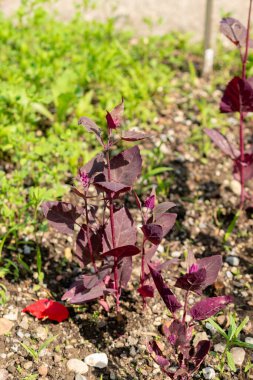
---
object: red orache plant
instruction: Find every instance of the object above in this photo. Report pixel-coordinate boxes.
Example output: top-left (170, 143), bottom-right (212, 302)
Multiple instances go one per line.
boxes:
top-left (42, 100), bottom-right (177, 313)
top-left (147, 253), bottom-right (233, 379)
top-left (205, 0), bottom-right (253, 207)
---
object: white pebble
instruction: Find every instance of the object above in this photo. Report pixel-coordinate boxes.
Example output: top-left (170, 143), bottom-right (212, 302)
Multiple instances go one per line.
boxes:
top-left (214, 343), bottom-right (225, 353)
top-left (245, 337), bottom-right (253, 344)
top-left (85, 353), bottom-right (108, 369)
top-left (230, 347), bottom-right (245, 366)
top-left (203, 367), bottom-right (216, 379)
top-left (226, 256), bottom-right (240, 267)
top-left (67, 359), bottom-right (89, 374)
top-left (0, 369), bottom-right (9, 380)
top-left (75, 375), bottom-right (87, 380)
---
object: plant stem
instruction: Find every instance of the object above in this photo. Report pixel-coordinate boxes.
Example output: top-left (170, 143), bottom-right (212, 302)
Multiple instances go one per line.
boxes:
top-left (140, 237), bottom-right (147, 307)
top-left (182, 291), bottom-right (189, 324)
top-left (106, 132), bottom-right (120, 312)
top-left (239, 0), bottom-right (252, 207)
top-left (84, 193), bottom-right (97, 273)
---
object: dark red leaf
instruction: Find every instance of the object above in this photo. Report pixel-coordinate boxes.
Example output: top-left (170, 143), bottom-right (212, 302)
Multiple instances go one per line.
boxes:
top-left (220, 77), bottom-right (253, 113)
top-left (118, 256), bottom-right (133, 288)
top-left (148, 264), bottom-right (182, 313)
top-left (196, 255), bottom-right (222, 288)
top-left (106, 146), bottom-right (142, 186)
top-left (65, 283), bottom-right (106, 303)
top-left (175, 268), bottom-right (206, 293)
top-left (79, 153), bottom-right (105, 183)
top-left (102, 207), bottom-right (137, 251)
top-left (101, 245), bottom-right (140, 259)
top-left (94, 181), bottom-right (131, 197)
top-left (75, 226), bottom-right (103, 267)
top-left (147, 340), bottom-right (170, 368)
top-left (164, 320), bottom-right (191, 347)
top-left (122, 130), bottom-right (149, 141)
top-left (220, 18), bottom-right (253, 48)
top-left (233, 153), bottom-right (253, 182)
top-left (153, 202), bottom-right (176, 220)
top-left (106, 99), bottom-right (124, 129)
top-left (193, 340), bottom-right (211, 369)
top-left (190, 295), bottom-right (233, 320)
top-left (144, 194), bottom-right (156, 209)
top-left (141, 223), bottom-right (163, 245)
top-left (78, 116), bottom-right (103, 145)
top-left (137, 284), bottom-right (154, 298)
top-left (22, 299), bottom-right (69, 323)
top-left (42, 201), bottom-right (83, 235)
top-left (205, 128), bottom-right (239, 158)
top-left (155, 213), bottom-right (177, 237)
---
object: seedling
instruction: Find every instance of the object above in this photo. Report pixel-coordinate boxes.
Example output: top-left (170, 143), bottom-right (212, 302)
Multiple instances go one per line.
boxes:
top-left (19, 334), bottom-right (58, 362)
top-left (147, 252), bottom-right (233, 379)
top-left (207, 314), bottom-right (253, 373)
top-left (205, 0), bottom-right (253, 207)
top-left (42, 100), bottom-right (176, 313)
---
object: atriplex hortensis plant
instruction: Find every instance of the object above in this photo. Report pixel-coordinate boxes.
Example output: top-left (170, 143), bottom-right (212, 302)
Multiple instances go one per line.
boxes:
top-left (42, 99), bottom-right (177, 312)
top-left (205, 0), bottom-right (253, 208)
top-left (147, 252), bottom-right (233, 380)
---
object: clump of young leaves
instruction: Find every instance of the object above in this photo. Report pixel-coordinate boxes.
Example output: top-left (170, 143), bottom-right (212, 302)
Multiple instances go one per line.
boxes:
top-left (147, 252), bottom-right (233, 379)
top-left (205, 0), bottom-right (253, 207)
top-left (42, 100), bottom-right (177, 312)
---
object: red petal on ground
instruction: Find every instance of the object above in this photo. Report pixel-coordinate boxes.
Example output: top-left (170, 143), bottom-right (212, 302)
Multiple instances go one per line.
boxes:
top-left (22, 299), bottom-right (69, 322)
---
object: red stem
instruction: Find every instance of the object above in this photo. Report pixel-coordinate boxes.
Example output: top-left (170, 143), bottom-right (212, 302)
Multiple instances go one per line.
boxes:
top-left (182, 291), bottom-right (189, 324)
top-left (140, 237), bottom-right (147, 307)
top-left (106, 132), bottom-right (120, 312)
top-left (84, 193), bottom-right (97, 273)
top-left (239, 0), bottom-right (252, 207)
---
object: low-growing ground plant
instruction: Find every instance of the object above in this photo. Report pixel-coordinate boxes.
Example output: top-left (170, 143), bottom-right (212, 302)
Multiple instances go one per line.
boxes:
top-left (208, 314), bottom-right (253, 373)
top-left (206, 0), bottom-right (253, 208)
top-left (147, 252), bottom-right (233, 379)
top-left (42, 100), bottom-right (177, 312)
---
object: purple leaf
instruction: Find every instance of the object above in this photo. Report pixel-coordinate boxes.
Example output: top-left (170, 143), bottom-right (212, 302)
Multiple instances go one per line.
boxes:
top-left (220, 18), bottom-right (253, 48)
top-left (155, 213), bottom-right (177, 237)
top-left (79, 153), bottom-right (105, 183)
top-left (118, 256), bottom-right (133, 288)
top-left (193, 340), bottom-right (211, 369)
top-left (122, 130), bottom-right (149, 141)
top-left (220, 77), bottom-right (253, 113)
top-left (190, 295), bottom-right (233, 320)
top-left (94, 181), bottom-right (131, 197)
top-left (175, 268), bottom-right (206, 293)
top-left (233, 153), bottom-right (253, 182)
top-left (144, 194), bottom-right (156, 210)
top-left (205, 128), bottom-right (239, 158)
top-left (153, 202), bottom-right (176, 220)
top-left (147, 340), bottom-right (170, 368)
top-left (42, 201), bottom-right (83, 235)
top-left (106, 98), bottom-right (124, 129)
top-left (196, 255), bottom-right (222, 288)
top-left (163, 320), bottom-right (193, 349)
top-left (148, 264), bottom-right (182, 313)
top-left (137, 284), bottom-right (154, 298)
top-left (101, 245), bottom-right (140, 259)
top-left (102, 207), bottom-right (137, 251)
top-left (64, 283), bottom-right (106, 303)
top-left (75, 226), bottom-right (103, 267)
top-left (78, 116), bottom-right (103, 145)
top-left (141, 223), bottom-right (163, 245)
top-left (106, 146), bottom-right (142, 186)
top-left (144, 244), bottom-right (158, 271)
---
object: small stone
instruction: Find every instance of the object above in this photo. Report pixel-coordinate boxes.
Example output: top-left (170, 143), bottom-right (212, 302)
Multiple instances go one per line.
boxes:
top-left (130, 346), bottom-right (136, 357)
top-left (17, 330), bottom-right (24, 338)
top-left (216, 315), bottom-right (226, 326)
top-left (214, 343), bottom-right (225, 353)
top-left (110, 372), bottom-right (116, 380)
top-left (0, 318), bottom-right (14, 335)
top-left (75, 375), bottom-right (87, 380)
top-left (226, 271), bottom-right (233, 279)
top-left (0, 369), bottom-right (9, 380)
top-left (226, 256), bottom-right (239, 267)
top-left (23, 245), bottom-right (31, 255)
top-left (54, 354), bottom-right (62, 363)
top-left (20, 316), bottom-right (29, 330)
top-left (127, 336), bottom-right (138, 346)
top-left (23, 361), bottom-right (33, 370)
top-left (205, 322), bottom-right (216, 335)
top-left (230, 180), bottom-right (241, 196)
top-left (245, 337), bottom-right (253, 344)
top-left (85, 353), bottom-right (108, 369)
top-left (230, 347), bottom-right (245, 366)
top-left (67, 359), bottom-right (89, 374)
top-left (203, 367), bottom-right (216, 379)
top-left (3, 308), bottom-right (18, 321)
top-left (36, 326), bottom-right (48, 340)
top-left (171, 251), bottom-right (181, 258)
top-left (38, 364), bottom-right (48, 376)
